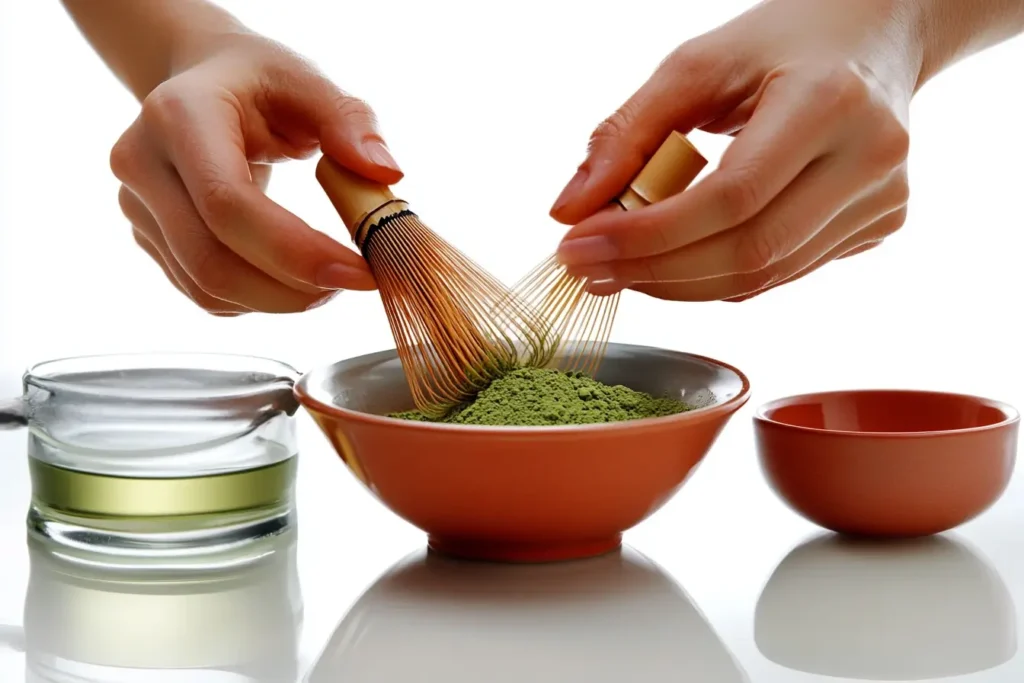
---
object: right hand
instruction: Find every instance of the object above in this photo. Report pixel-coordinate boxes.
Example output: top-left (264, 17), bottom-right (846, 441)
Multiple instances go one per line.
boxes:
top-left (550, 0), bottom-right (915, 303)
top-left (111, 31), bottom-right (400, 315)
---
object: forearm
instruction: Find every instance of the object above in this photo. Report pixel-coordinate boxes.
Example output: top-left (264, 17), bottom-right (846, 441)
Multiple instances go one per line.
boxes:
top-left (908, 0), bottom-right (1024, 89)
top-left (60, 0), bottom-right (247, 101)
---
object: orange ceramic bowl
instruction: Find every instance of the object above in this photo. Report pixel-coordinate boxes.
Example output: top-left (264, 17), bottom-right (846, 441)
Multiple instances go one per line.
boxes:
top-left (754, 390), bottom-right (1019, 538)
top-left (296, 342), bottom-right (750, 563)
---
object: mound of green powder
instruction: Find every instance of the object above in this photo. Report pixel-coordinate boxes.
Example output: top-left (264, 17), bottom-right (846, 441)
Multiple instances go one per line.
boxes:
top-left (390, 367), bottom-right (692, 426)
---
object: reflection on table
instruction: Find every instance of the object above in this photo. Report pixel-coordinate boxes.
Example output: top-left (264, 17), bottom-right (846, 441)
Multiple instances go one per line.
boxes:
top-left (755, 532), bottom-right (1017, 680)
top-left (307, 546), bottom-right (748, 683)
top-left (8, 529), bottom-right (302, 682)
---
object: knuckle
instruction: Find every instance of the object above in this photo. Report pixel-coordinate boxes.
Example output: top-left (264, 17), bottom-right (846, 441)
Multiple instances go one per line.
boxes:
top-left (735, 225), bottom-right (787, 273)
top-left (815, 64), bottom-right (871, 112)
top-left (589, 106), bottom-right (637, 149)
top-left (188, 250), bottom-right (234, 300)
top-left (879, 206), bottom-right (908, 236)
top-left (140, 82), bottom-right (186, 131)
top-left (198, 178), bottom-right (242, 226)
top-left (865, 118), bottom-right (911, 172)
top-left (738, 266), bottom-right (780, 295)
top-left (716, 166), bottom-right (764, 224)
top-left (333, 92), bottom-right (378, 128)
top-left (109, 128), bottom-right (142, 182)
top-left (658, 45), bottom-right (710, 82)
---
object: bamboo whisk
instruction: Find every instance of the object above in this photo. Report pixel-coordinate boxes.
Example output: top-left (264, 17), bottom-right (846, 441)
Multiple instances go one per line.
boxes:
top-left (316, 158), bottom-right (544, 418)
top-left (512, 131), bottom-right (707, 376)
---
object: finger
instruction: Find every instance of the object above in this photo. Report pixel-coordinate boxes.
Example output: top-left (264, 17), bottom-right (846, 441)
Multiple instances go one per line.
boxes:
top-left (131, 227), bottom-right (191, 300)
top-left (627, 186), bottom-right (907, 302)
top-left (556, 71), bottom-right (841, 266)
top-left (550, 43), bottom-right (749, 224)
top-left (140, 89), bottom-right (377, 293)
top-left (132, 228), bottom-right (245, 317)
top-left (113, 122), bottom-right (340, 313)
top-left (259, 63), bottom-right (403, 184)
top-left (120, 186), bottom-right (251, 315)
top-left (724, 207), bottom-right (906, 302)
top-left (700, 91), bottom-right (760, 135)
top-left (837, 240), bottom-right (882, 259)
top-left (571, 154), bottom-right (859, 285)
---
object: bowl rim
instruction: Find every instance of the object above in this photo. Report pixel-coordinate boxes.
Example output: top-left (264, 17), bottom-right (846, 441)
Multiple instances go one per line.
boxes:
top-left (754, 388), bottom-right (1020, 438)
top-left (22, 351), bottom-right (301, 400)
top-left (294, 342), bottom-right (752, 434)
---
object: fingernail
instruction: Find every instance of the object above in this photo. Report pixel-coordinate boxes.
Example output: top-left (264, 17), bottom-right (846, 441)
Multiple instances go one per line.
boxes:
top-left (316, 263), bottom-right (375, 290)
top-left (556, 236), bottom-right (619, 266)
top-left (363, 140), bottom-right (401, 173)
top-left (585, 277), bottom-right (629, 297)
top-left (306, 291), bottom-right (340, 311)
top-left (568, 264), bottom-right (616, 283)
top-left (551, 166), bottom-right (590, 216)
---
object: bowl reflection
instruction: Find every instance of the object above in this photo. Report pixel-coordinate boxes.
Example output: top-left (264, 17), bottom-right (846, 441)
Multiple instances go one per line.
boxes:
top-left (306, 546), bottom-right (748, 682)
top-left (15, 531), bottom-right (302, 682)
top-left (755, 533), bottom-right (1016, 680)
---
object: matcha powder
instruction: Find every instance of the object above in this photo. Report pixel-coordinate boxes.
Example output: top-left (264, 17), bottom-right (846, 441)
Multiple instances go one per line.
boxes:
top-left (390, 367), bottom-right (693, 426)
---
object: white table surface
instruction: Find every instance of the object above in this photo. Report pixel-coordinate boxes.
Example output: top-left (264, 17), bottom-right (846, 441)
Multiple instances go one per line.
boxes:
top-left (1, 408), bottom-right (1021, 682)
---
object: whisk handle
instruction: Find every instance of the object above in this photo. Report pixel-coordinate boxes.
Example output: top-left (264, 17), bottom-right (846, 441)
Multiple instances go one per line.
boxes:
top-left (616, 131), bottom-right (707, 211)
top-left (316, 155), bottom-right (399, 241)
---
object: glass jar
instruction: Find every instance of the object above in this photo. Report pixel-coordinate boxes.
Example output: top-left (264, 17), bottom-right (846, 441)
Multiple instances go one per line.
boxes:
top-left (0, 353), bottom-right (300, 564)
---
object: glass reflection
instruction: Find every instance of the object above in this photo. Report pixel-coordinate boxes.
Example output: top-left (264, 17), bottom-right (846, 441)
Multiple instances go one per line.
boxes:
top-left (13, 530), bottom-right (302, 682)
top-left (307, 546), bottom-right (748, 682)
top-left (755, 532), bottom-right (1016, 680)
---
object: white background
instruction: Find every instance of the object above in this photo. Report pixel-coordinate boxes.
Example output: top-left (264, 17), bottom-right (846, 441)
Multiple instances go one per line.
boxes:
top-left (1, 1), bottom-right (1023, 681)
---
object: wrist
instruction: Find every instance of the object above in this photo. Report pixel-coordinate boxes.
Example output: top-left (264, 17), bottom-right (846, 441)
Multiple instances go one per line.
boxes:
top-left (165, 6), bottom-right (253, 78)
top-left (899, 0), bottom-right (953, 91)
top-left (900, 0), bottom-right (1024, 91)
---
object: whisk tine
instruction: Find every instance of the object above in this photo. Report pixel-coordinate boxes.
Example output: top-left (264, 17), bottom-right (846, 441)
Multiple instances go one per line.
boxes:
top-left (508, 254), bottom-right (619, 375)
top-left (316, 156), bottom-right (545, 417)
top-left (511, 131), bottom-right (708, 376)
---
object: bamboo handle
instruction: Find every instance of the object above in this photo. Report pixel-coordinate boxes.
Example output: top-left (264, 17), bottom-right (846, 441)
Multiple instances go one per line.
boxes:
top-left (315, 156), bottom-right (398, 239)
top-left (616, 131), bottom-right (707, 211)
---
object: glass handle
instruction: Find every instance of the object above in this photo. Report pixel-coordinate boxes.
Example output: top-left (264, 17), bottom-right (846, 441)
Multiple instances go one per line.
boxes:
top-left (0, 397), bottom-right (26, 431)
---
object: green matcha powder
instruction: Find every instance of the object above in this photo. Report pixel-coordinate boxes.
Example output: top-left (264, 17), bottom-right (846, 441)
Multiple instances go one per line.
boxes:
top-left (390, 366), bottom-right (693, 426)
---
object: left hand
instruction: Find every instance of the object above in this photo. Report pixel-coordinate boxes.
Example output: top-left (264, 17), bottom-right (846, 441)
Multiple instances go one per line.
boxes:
top-left (549, 0), bottom-right (915, 302)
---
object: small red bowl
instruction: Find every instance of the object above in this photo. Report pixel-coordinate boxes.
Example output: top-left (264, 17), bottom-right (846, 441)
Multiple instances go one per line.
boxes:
top-left (754, 390), bottom-right (1019, 537)
top-left (296, 342), bottom-right (750, 563)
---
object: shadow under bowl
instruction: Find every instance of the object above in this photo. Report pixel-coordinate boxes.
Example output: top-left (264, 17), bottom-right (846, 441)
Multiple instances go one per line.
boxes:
top-left (754, 389), bottom-right (1019, 537)
top-left (295, 342), bottom-right (750, 563)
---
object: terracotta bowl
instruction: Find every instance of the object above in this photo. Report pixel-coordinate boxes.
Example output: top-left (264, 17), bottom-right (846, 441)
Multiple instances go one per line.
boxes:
top-left (296, 342), bottom-right (750, 563)
top-left (754, 390), bottom-right (1019, 537)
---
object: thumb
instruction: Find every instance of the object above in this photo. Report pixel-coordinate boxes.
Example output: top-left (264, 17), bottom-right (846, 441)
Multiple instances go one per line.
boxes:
top-left (292, 72), bottom-right (404, 185)
top-left (549, 47), bottom-right (730, 225)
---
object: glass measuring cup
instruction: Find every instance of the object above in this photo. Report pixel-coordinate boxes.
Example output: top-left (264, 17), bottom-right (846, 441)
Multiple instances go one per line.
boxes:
top-left (0, 353), bottom-right (300, 563)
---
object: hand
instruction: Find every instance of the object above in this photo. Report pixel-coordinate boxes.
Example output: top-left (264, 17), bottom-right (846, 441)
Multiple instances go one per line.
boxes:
top-left (550, 0), bottom-right (916, 302)
top-left (111, 31), bottom-right (401, 315)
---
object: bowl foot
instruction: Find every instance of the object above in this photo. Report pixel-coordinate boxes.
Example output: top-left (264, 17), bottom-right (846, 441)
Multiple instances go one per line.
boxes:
top-left (426, 534), bottom-right (623, 563)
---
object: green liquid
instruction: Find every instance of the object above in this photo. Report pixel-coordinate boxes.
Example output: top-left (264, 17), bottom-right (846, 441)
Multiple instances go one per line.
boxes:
top-left (29, 457), bottom-right (297, 532)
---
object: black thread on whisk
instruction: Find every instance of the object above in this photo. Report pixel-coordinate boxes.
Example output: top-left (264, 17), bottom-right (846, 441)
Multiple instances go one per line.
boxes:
top-left (360, 209), bottom-right (418, 259)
